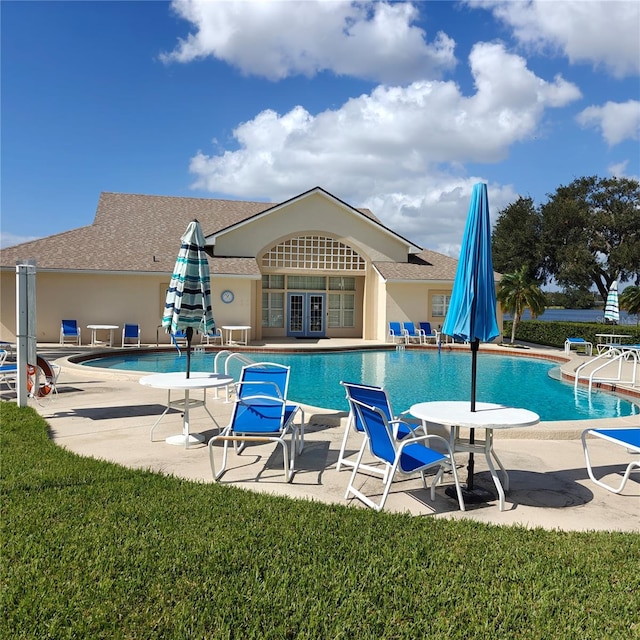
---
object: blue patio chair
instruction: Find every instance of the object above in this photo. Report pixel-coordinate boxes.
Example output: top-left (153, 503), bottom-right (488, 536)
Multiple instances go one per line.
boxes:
top-left (60, 319), bottom-right (81, 346)
top-left (419, 322), bottom-right (441, 346)
top-left (388, 322), bottom-right (406, 344)
top-left (345, 397), bottom-right (466, 512)
top-left (122, 323), bottom-right (141, 348)
top-left (338, 381), bottom-right (421, 474)
top-left (582, 428), bottom-right (640, 494)
top-left (208, 363), bottom-right (303, 481)
top-left (402, 321), bottom-right (425, 344)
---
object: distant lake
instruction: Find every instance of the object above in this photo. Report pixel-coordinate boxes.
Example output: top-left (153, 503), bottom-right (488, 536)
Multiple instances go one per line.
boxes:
top-left (504, 308), bottom-right (637, 325)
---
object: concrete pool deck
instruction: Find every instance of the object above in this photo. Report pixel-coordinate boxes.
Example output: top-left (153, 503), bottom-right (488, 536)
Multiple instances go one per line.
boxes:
top-left (3, 340), bottom-right (639, 533)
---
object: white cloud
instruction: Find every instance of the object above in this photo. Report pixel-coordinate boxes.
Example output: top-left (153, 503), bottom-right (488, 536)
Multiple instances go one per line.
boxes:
top-left (0, 232), bottom-right (40, 249)
top-left (576, 100), bottom-right (640, 145)
top-left (189, 43), bottom-right (579, 254)
top-left (162, 0), bottom-right (456, 82)
top-left (471, 0), bottom-right (640, 78)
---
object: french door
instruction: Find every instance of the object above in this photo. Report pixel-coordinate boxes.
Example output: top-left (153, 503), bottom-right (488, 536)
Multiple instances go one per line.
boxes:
top-left (287, 292), bottom-right (326, 338)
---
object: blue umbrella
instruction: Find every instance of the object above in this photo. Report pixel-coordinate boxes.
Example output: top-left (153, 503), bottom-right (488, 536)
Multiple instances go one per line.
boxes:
top-left (162, 219), bottom-right (215, 378)
top-left (442, 183), bottom-right (499, 496)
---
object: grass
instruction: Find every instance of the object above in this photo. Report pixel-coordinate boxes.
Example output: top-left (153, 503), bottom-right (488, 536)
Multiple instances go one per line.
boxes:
top-left (2, 402), bottom-right (639, 639)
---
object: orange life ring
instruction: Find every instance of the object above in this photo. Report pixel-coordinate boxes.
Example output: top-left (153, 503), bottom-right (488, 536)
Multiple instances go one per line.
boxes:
top-left (26, 356), bottom-right (54, 397)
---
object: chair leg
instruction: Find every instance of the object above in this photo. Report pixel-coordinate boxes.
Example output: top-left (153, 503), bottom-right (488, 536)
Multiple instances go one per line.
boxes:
top-left (336, 414), bottom-right (355, 471)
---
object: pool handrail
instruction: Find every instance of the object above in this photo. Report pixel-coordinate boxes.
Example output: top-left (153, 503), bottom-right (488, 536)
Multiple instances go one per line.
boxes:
top-left (213, 350), bottom-right (256, 402)
top-left (574, 345), bottom-right (640, 394)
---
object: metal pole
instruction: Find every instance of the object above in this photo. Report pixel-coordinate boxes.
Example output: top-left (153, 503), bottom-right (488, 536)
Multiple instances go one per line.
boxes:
top-left (16, 261), bottom-right (37, 407)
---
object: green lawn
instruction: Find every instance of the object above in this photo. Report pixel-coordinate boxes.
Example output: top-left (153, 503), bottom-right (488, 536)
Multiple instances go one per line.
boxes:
top-left (2, 401), bottom-right (638, 639)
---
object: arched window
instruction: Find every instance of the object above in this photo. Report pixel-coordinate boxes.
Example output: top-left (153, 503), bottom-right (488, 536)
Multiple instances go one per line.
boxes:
top-left (261, 236), bottom-right (366, 271)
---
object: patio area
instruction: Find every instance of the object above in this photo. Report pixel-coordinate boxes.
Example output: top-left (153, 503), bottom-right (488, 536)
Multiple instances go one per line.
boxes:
top-left (3, 340), bottom-right (639, 532)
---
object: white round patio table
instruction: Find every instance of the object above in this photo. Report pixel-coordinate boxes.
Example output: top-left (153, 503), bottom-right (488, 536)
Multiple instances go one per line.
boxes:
top-left (87, 324), bottom-right (119, 347)
top-left (409, 401), bottom-right (540, 511)
top-left (140, 372), bottom-right (233, 448)
top-left (221, 325), bottom-right (251, 346)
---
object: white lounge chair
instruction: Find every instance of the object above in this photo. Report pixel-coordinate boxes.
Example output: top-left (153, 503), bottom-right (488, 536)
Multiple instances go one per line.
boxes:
top-left (564, 337), bottom-right (592, 356)
top-left (582, 428), bottom-right (640, 494)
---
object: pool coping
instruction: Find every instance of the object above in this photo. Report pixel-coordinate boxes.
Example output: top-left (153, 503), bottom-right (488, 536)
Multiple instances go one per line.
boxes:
top-left (59, 341), bottom-right (639, 440)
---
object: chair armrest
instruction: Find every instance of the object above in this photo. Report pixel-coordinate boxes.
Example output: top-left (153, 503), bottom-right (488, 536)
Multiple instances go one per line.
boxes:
top-left (389, 418), bottom-right (420, 438)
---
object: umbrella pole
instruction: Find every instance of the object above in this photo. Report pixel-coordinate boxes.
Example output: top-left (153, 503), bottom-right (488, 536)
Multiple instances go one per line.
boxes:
top-left (467, 339), bottom-right (478, 489)
top-left (186, 327), bottom-right (193, 379)
top-left (447, 338), bottom-right (495, 505)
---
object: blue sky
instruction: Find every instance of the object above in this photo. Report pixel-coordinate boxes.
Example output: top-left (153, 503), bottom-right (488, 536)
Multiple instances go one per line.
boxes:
top-left (2, 0), bottom-right (639, 256)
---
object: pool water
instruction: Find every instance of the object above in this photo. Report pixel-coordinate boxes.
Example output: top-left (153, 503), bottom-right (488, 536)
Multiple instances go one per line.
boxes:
top-left (82, 349), bottom-right (639, 422)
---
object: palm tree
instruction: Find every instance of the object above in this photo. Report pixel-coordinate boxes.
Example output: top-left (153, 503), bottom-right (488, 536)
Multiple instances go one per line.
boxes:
top-left (497, 266), bottom-right (547, 344)
top-left (619, 286), bottom-right (640, 325)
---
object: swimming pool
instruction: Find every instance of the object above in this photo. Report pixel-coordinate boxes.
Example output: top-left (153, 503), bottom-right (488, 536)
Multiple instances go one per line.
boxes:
top-left (81, 349), bottom-right (639, 422)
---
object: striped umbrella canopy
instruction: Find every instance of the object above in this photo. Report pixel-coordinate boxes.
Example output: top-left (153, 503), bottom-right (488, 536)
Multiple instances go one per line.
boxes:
top-left (604, 280), bottom-right (619, 324)
top-left (441, 182), bottom-right (499, 498)
top-left (162, 219), bottom-right (215, 377)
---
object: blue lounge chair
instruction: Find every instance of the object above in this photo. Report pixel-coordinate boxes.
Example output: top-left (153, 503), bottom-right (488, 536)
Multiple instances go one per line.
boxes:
top-left (564, 337), bottom-right (592, 356)
top-left (582, 428), bottom-right (640, 494)
top-left (60, 319), bottom-right (81, 346)
top-left (419, 322), bottom-right (440, 346)
top-left (208, 363), bottom-right (303, 481)
top-left (402, 321), bottom-right (425, 344)
top-left (122, 323), bottom-right (141, 348)
top-left (388, 322), bottom-right (406, 344)
top-left (338, 381), bottom-right (421, 474)
top-left (345, 397), bottom-right (466, 512)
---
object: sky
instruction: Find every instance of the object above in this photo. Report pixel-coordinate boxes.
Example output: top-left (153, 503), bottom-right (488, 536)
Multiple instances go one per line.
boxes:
top-left (1, 0), bottom-right (639, 258)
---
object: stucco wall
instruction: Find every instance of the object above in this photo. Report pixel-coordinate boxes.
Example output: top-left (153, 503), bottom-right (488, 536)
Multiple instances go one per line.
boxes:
top-left (215, 193), bottom-right (411, 263)
top-left (0, 270), bottom-right (257, 345)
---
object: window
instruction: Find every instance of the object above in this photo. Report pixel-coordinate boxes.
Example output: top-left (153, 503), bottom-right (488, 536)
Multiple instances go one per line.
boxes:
top-left (432, 294), bottom-right (452, 317)
top-left (262, 274), bottom-right (284, 289)
top-left (262, 236), bottom-right (366, 271)
top-left (288, 275), bottom-right (326, 290)
top-left (329, 276), bottom-right (355, 291)
top-left (328, 293), bottom-right (355, 328)
top-left (262, 292), bottom-right (284, 328)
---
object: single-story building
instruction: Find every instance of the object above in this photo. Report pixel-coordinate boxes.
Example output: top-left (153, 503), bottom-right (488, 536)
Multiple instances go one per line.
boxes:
top-left (0, 186), bottom-right (503, 345)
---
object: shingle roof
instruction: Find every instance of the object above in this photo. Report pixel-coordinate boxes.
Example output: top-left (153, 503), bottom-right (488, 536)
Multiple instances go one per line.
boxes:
top-left (1, 192), bottom-right (274, 274)
top-left (0, 191), bottom-right (458, 282)
top-left (374, 249), bottom-right (460, 282)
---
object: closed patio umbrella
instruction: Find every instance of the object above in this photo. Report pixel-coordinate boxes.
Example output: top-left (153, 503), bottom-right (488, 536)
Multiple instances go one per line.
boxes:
top-left (604, 280), bottom-right (619, 325)
top-left (442, 183), bottom-right (499, 501)
top-left (162, 219), bottom-right (215, 378)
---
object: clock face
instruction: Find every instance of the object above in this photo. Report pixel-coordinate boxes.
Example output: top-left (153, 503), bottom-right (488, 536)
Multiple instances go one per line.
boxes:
top-left (221, 290), bottom-right (234, 304)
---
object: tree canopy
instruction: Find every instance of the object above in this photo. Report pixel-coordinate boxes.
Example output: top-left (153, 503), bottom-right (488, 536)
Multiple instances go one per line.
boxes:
top-left (491, 176), bottom-right (640, 300)
top-left (491, 196), bottom-right (542, 282)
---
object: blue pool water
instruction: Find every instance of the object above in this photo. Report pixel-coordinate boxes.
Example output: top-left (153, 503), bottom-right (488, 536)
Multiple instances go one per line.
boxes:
top-left (82, 349), bottom-right (639, 422)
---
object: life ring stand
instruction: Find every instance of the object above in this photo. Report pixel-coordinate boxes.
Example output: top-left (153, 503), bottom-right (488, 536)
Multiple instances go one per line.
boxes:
top-left (26, 356), bottom-right (55, 398)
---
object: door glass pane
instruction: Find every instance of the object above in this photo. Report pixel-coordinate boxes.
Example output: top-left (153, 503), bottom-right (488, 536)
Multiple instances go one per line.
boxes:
top-left (309, 295), bottom-right (324, 332)
top-left (289, 295), bottom-right (303, 332)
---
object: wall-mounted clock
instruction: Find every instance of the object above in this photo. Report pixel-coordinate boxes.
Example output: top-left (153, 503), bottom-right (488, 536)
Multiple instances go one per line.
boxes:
top-left (221, 289), bottom-right (234, 304)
